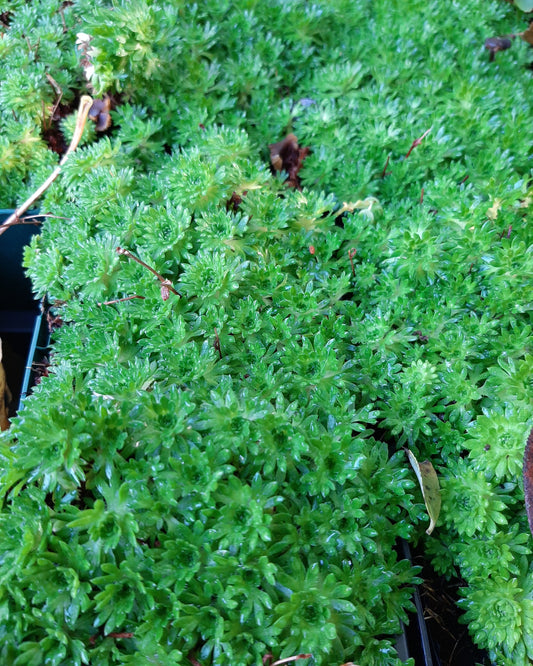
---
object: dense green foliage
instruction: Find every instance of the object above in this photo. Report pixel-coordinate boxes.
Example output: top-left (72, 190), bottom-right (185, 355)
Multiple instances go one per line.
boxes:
top-left (0, 0), bottom-right (533, 664)
top-left (2, 137), bottom-right (423, 665)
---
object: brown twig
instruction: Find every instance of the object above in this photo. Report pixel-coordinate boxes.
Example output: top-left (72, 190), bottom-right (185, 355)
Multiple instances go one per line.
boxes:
top-left (45, 73), bottom-right (63, 122)
top-left (405, 127), bottom-right (431, 159)
top-left (116, 247), bottom-right (178, 297)
top-left (58, 4), bottom-right (68, 33)
top-left (458, 174), bottom-right (469, 185)
top-left (0, 95), bottom-right (93, 238)
top-left (5, 213), bottom-right (71, 228)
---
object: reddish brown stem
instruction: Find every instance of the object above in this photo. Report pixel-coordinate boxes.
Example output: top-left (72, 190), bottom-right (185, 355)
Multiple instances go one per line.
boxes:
top-left (214, 328), bottom-right (222, 359)
top-left (405, 127), bottom-right (431, 159)
top-left (348, 248), bottom-right (357, 276)
top-left (107, 632), bottom-right (134, 640)
top-left (116, 247), bottom-right (178, 296)
top-left (458, 175), bottom-right (469, 185)
top-left (420, 187), bottom-right (424, 204)
top-left (380, 154), bottom-right (391, 178)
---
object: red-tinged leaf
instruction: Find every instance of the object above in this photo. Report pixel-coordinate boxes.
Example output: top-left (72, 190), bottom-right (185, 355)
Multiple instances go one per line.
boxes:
top-left (523, 427), bottom-right (533, 537)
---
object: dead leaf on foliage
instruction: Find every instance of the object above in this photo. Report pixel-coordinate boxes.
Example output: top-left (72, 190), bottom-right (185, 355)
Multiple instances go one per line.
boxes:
top-left (407, 449), bottom-right (441, 536)
top-left (486, 198), bottom-right (502, 220)
top-left (484, 36), bottom-right (513, 61)
top-left (520, 23), bottom-right (533, 45)
top-left (88, 95), bottom-right (112, 131)
top-left (269, 133), bottom-right (310, 189)
top-left (523, 428), bottom-right (533, 538)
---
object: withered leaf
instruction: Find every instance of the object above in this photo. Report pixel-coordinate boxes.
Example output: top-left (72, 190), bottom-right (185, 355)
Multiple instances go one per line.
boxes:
top-left (407, 449), bottom-right (441, 535)
top-left (269, 133), bottom-right (310, 189)
top-left (88, 95), bottom-right (112, 131)
top-left (226, 191), bottom-right (243, 212)
top-left (520, 23), bottom-right (533, 46)
top-left (486, 198), bottom-right (502, 220)
top-left (484, 36), bottom-right (513, 61)
top-left (160, 283), bottom-right (170, 301)
top-left (523, 428), bottom-right (533, 538)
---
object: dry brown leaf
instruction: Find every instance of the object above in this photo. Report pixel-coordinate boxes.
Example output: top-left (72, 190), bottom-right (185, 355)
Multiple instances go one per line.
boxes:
top-left (520, 23), bottom-right (533, 45)
top-left (88, 95), bottom-right (112, 131)
top-left (484, 36), bottom-right (513, 61)
top-left (269, 133), bottom-right (310, 189)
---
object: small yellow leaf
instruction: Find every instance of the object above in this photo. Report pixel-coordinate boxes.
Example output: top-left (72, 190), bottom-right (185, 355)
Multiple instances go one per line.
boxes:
top-left (486, 198), bottom-right (502, 220)
top-left (406, 449), bottom-right (441, 535)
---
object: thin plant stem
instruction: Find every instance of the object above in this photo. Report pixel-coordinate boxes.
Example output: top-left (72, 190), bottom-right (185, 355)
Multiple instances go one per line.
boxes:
top-left (270, 655), bottom-right (312, 666)
top-left (405, 127), bottom-right (431, 159)
top-left (348, 248), bottom-right (357, 276)
top-left (380, 154), bottom-right (391, 178)
top-left (116, 247), bottom-right (179, 295)
top-left (0, 95), bottom-right (93, 238)
top-left (98, 295), bottom-right (146, 306)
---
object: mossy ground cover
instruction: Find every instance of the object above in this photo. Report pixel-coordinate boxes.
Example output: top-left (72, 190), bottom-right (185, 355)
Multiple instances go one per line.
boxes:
top-left (0, 1), bottom-right (532, 665)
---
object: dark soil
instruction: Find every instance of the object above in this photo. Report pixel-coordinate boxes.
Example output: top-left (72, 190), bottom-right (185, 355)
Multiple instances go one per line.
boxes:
top-left (405, 545), bottom-right (491, 666)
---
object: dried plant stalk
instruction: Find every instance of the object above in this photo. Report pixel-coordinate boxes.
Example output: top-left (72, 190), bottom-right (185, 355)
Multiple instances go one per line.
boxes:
top-left (0, 95), bottom-right (93, 237)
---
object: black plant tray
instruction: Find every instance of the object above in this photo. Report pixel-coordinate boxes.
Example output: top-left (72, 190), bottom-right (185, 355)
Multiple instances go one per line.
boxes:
top-left (399, 539), bottom-right (434, 666)
top-left (401, 539), bottom-right (492, 666)
top-left (0, 211), bottom-right (44, 412)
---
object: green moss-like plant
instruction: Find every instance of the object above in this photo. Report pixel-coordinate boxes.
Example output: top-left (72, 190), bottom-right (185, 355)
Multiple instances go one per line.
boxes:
top-left (1, 0), bottom-right (533, 663)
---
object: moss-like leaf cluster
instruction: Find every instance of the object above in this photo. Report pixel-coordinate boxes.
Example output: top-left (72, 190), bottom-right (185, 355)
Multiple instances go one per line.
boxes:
top-left (1, 0), bottom-right (533, 664)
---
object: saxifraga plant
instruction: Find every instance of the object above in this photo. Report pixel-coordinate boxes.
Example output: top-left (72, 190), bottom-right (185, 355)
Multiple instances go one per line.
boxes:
top-left (0, 131), bottom-right (422, 666)
top-left (1, 0), bottom-right (533, 663)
